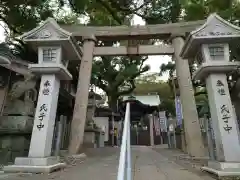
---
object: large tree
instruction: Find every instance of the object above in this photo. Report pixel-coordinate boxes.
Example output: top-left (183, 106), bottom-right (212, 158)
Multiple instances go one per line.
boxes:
top-left (91, 56), bottom-right (149, 111)
top-left (66, 0), bottom-right (182, 25)
top-left (0, 0), bottom-right (55, 35)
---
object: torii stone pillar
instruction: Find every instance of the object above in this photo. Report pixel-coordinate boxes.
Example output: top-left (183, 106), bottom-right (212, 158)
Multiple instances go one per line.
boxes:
top-left (171, 35), bottom-right (205, 157)
top-left (68, 35), bottom-right (96, 154)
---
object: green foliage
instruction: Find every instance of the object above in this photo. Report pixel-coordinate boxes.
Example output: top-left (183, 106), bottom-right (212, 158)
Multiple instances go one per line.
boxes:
top-left (134, 74), bottom-right (172, 97)
top-left (0, 0), bottom-right (153, 110)
top-left (142, 0), bottom-right (181, 24)
top-left (56, 12), bottom-right (82, 25)
top-left (159, 61), bottom-right (210, 117)
top-left (91, 56), bottom-right (150, 109)
top-left (0, 0), bottom-right (58, 63)
top-left (183, 0), bottom-right (240, 22)
top-left (66, 0), bottom-right (183, 25)
top-left (159, 62), bottom-right (175, 78)
top-left (3, 0), bottom-right (240, 111)
top-left (195, 89), bottom-right (209, 118)
top-left (67, 0), bottom-right (126, 25)
top-left (0, 0), bottom-right (55, 35)
top-left (159, 98), bottom-right (176, 116)
top-left (3, 0), bottom-right (240, 37)
top-left (135, 73), bottom-right (161, 84)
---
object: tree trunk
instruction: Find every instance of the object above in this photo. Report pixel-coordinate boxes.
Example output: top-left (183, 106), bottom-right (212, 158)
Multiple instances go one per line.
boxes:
top-left (108, 95), bottom-right (119, 112)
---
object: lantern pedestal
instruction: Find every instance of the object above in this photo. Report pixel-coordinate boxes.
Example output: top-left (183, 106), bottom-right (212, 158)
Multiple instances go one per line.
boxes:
top-left (3, 157), bottom-right (65, 173)
top-left (29, 63), bottom-right (72, 80)
top-left (202, 161), bottom-right (240, 177)
top-left (195, 69), bottom-right (240, 178)
top-left (192, 62), bottom-right (240, 80)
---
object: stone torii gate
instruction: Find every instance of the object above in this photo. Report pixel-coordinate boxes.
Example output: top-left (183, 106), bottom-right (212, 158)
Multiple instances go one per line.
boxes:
top-left (4, 17), bottom-right (205, 173)
top-left (64, 20), bottom-right (206, 157)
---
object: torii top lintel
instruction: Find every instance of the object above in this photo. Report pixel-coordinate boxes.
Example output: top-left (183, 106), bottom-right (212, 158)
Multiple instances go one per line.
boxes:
top-left (60, 20), bottom-right (205, 41)
top-left (20, 17), bottom-right (205, 42)
top-left (19, 17), bottom-right (207, 58)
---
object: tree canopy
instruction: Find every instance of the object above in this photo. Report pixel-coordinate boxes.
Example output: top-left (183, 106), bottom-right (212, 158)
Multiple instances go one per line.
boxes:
top-left (2, 0), bottom-right (240, 43)
top-left (91, 56), bottom-right (150, 109)
top-left (2, 0), bottom-right (240, 111)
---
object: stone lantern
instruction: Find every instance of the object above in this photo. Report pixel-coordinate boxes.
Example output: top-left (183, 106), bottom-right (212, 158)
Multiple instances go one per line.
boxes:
top-left (4, 18), bottom-right (81, 173)
top-left (181, 13), bottom-right (240, 176)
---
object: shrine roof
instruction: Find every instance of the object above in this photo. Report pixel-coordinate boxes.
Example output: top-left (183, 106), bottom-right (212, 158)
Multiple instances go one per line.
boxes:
top-left (94, 106), bottom-right (120, 117)
top-left (119, 99), bottom-right (158, 115)
top-left (122, 95), bottom-right (161, 106)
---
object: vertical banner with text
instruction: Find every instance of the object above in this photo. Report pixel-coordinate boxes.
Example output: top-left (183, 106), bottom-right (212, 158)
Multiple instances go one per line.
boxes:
top-left (159, 111), bottom-right (167, 132)
top-left (175, 96), bottom-right (183, 126)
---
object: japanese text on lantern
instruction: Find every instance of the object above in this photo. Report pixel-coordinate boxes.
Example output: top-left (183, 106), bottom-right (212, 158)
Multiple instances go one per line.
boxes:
top-left (42, 80), bottom-right (50, 95)
top-left (216, 80), bottom-right (226, 95)
top-left (217, 80), bottom-right (232, 133)
top-left (37, 103), bottom-right (47, 130)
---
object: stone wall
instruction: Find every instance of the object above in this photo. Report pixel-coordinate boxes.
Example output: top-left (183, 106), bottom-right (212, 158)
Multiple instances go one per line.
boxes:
top-left (0, 75), bottom-right (36, 166)
top-left (0, 98), bottom-right (34, 165)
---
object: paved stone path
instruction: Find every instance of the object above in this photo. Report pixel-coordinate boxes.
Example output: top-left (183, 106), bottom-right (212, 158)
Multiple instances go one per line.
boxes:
top-left (1, 146), bottom-right (213, 180)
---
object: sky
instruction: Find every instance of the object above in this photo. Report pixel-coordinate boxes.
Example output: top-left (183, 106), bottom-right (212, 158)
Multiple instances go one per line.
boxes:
top-left (131, 15), bottom-right (171, 80)
top-left (0, 11), bottom-right (171, 81)
top-left (131, 0), bottom-right (171, 80)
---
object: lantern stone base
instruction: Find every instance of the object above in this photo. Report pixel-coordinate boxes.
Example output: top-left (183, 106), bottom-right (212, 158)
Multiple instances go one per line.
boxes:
top-left (201, 161), bottom-right (240, 177)
top-left (84, 128), bottom-right (101, 148)
top-left (192, 62), bottom-right (240, 81)
top-left (28, 63), bottom-right (72, 80)
top-left (3, 156), bottom-right (65, 173)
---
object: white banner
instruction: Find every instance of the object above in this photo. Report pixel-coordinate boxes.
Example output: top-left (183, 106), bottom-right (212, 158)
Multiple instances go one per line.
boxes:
top-left (159, 111), bottom-right (167, 132)
top-left (153, 116), bottom-right (161, 135)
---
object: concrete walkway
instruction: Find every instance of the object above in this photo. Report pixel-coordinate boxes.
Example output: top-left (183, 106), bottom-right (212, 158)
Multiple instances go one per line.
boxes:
top-left (1, 146), bottom-right (213, 180)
